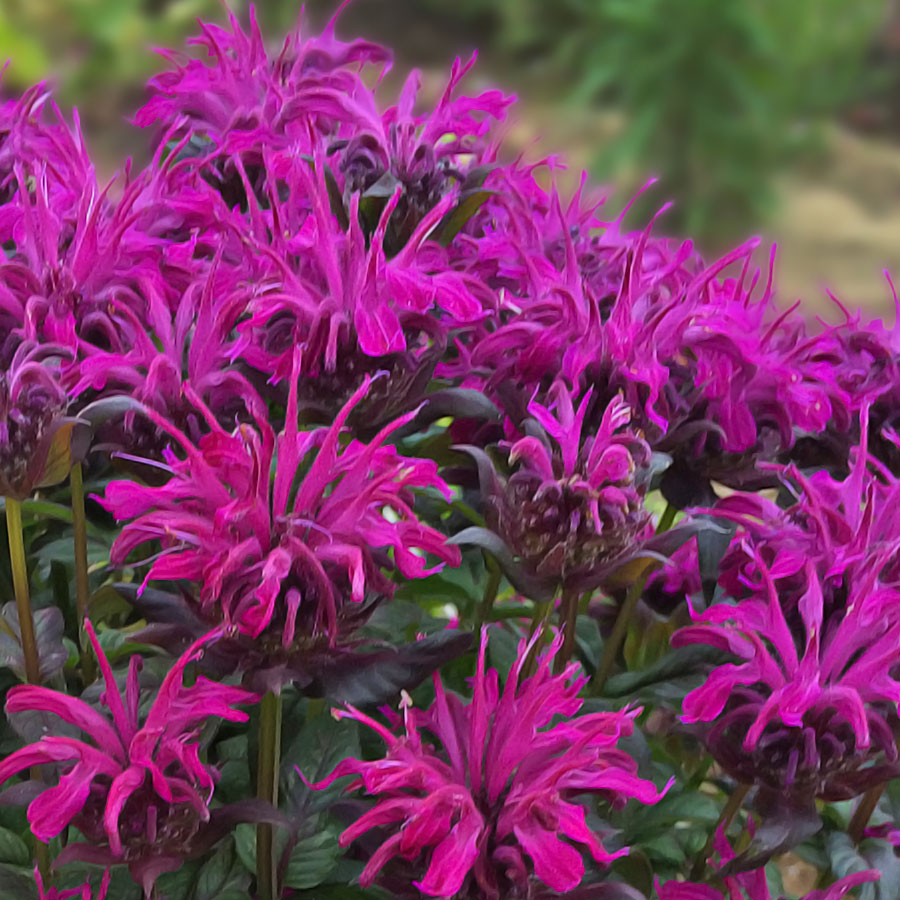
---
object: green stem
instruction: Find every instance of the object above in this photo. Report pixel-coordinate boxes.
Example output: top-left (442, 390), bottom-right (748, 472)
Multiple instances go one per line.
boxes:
top-left (592, 572), bottom-right (649, 695)
top-left (70, 464), bottom-right (96, 684)
top-left (6, 497), bottom-right (40, 685)
top-left (256, 691), bottom-right (283, 900)
top-left (476, 555), bottom-right (502, 628)
top-left (849, 784), bottom-right (885, 844)
top-left (521, 597), bottom-right (555, 679)
top-left (690, 783), bottom-right (750, 881)
top-left (591, 503), bottom-right (678, 694)
top-left (5, 496), bottom-right (50, 882)
top-left (554, 586), bottom-right (581, 673)
top-left (489, 605), bottom-right (537, 621)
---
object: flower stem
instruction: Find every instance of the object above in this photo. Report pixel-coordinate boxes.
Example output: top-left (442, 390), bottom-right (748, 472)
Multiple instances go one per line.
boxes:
top-left (849, 784), bottom-right (885, 843)
top-left (592, 572), bottom-right (649, 694)
top-left (70, 463), bottom-right (96, 684)
top-left (5, 496), bottom-right (50, 882)
top-left (521, 597), bottom-right (555, 678)
top-left (257, 691), bottom-right (283, 900)
top-left (555, 586), bottom-right (581, 673)
top-left (476, 555), bottom-right (502, 627)
top-left (591, 503), bottom-right (677, 694)
top-left (690, 782), bottom-right (750, 881)
top-left (6, 497), bottom-right (40, 685)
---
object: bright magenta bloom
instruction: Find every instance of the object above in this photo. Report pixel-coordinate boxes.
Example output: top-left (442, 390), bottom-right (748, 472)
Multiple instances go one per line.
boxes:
top-left (237, 148), bottom-right (485, 415)
top-left (101, 363), bottom-right (460, 648)
top-left (673, 417), bottom-right (900, 799)
top-left (135, 5), bottom-right (390, 160)
top-left (501, 384), bottom-right (651, 578)
top-left (0, 621), bottom-right (256, 893)
top-left (656, 827), bottom-right (878, 900)
top-left (0, 83), bottom-right (93, 216)
top-left (311, 629), bottom-right (668, 898)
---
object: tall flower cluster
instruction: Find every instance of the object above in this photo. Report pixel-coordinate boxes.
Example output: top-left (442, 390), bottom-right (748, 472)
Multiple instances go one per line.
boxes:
top-left (462, 383), bottom-right (655, 595)
top-left (0, 340), bottom-right (77, 498)
top-left (0, 4), bottom-right (899, 898)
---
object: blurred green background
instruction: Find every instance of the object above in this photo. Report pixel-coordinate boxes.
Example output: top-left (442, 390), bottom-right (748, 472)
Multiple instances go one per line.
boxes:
top-left (2, 0), bottom-right (900, 316)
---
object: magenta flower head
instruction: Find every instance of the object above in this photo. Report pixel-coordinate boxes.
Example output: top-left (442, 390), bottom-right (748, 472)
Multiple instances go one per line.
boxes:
top-left (0, 339), bottom-right (79, 499)
top-left (0, 82), bottom-right (93, 210)
top-left (0, 153), bottom-right (174, 355)
top-left (457, 173), bottom-right (854, 500)
top-left (454, 382), bottom-right (674, 599)
top-left (0, 620), bottom-right (257, 894)
top-left (135, 4), bottom-right (390, 207)
top-left (100, 358), bottom-right (461, 686)
top-left (74, 251), bottom-right (263, 455)
top-left (672, 420), bottom-right (900, 801)
top-left (656, 826), bottom-right (878, 900)
top-left (236, 146), bottom-right (486, 430)
top-left (309, 629), bottom-right (669, 899)
top-left (501, 384), bottom-right (651, 578)
top-left (36, 867), bottom-right (110, 900)
top-left (328, 53), bottom-right (512, 254)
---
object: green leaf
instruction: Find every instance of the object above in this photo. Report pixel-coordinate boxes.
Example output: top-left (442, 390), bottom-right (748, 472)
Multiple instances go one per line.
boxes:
top-left (827, 833), bottom-right (899, 900)
top-left (36, 421), bottom-right (78, 489)
top-left (574, 614), bottom-right (603, 672)
top-left (283, 709), bottom-right (360, 813)
top-left (234, 819), bottom-right (340, 892)
top-left (0, 828), bottom-right (29, 868)
top-left (437, 190), bottom-right (494, 246)
top-left (487, 622), bottom-right (523, 683)
top-left (234, 822), bottom-right (257, 875)
top-left (33, 535), bottom-right (110, 571)
top-left (193, 839), bottom-right (235, 900)
top-left (602, 644), bottom-right (726, 703)
top-left (0, 864), bottom-right (35, 900)
top-left (283, 828), bottom-right (342, 890)
top-left (642, 833), bottom-right (685, 866)
top-left (155, 859), bottom-right (202, 900)
top-left (293, 885), bottom-right (390, 899)
top-left (610, 847), bottom-right (653, 897)
top-left (0, 603), bottom-right (68, 682)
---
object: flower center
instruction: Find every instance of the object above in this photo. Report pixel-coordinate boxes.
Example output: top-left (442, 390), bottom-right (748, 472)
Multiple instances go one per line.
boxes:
top-left (0, 377), bottom-right (66, 492)
top-left (499, 473), bottom-right (649, 579)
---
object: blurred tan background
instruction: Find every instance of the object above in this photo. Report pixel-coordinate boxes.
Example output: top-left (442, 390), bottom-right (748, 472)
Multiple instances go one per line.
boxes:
top-left (2, 0), bottom-right (900, 321)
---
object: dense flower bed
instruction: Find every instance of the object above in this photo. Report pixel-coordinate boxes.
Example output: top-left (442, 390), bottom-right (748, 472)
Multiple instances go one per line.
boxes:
top-left (1, 6), bottom-right (899, 900)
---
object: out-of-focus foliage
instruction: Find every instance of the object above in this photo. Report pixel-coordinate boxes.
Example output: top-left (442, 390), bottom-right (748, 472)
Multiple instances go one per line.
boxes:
top-left (0, 0), bottom-right (243, 122)
top-left (423, 0), bottom-right (887, 244)
top-left (508, 0), bottom-right (885, 241)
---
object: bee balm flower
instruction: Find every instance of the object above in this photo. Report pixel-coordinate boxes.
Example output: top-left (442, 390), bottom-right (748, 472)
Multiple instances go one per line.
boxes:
top-left (101, 362), bottom-right (460, 656)
top-left (0, 621), bottom-right (256, 894)
top-left (310, 629), bottom-right (669, 899)
top-left (673, 421), bottom-right (900, 801)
